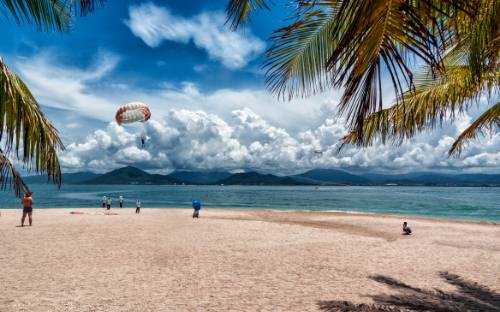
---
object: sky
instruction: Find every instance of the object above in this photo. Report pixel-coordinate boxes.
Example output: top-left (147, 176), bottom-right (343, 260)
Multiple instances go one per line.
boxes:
top-left (0, 0), bottom-right (498, 175)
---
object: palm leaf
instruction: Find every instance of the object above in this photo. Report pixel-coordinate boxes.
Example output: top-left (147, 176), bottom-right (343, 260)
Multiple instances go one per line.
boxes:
top-left (265, 3), bottom-right (341, 99)
top-left (70, 0), bottom-right (105, 16)
top-left (339, 0), bottom-right (499, 155)
top-left (0, 57), bottom-right (63, 194)
top-left (226, 0), bottom-right (270, 29)
top-left (0, 0), bottom-right (105, 31)
top-left (0, 148), bottom-right (29, 197)
top-left (0, 0), bottom-right (70, 31)
top-left (448, 102), bottom-right (500, 156)
top-left (325, 0), bottom-right (451, 132)
top-left (340, 65), bottom-right (498, 149)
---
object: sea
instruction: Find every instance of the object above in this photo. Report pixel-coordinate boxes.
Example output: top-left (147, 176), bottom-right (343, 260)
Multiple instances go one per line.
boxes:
top-left (0, 185), bottom-right (499, 222)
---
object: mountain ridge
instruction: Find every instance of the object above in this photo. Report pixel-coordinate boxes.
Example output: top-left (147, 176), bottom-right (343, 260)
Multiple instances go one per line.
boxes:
top-left (22, 167), bottom-right (500, 186)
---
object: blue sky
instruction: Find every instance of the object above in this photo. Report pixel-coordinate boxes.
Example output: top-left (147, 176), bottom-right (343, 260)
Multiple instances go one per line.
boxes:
top-left (1, 1), bottom-right (498, 174)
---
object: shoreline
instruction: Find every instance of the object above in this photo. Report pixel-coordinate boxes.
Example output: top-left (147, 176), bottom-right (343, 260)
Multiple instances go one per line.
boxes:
top-left (2, 206), bottom-right (499, 225)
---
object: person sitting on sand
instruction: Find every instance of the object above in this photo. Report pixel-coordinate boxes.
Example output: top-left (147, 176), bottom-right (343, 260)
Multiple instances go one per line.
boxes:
top-left (192, 199), bottom-right (201, 218)
top-left (119, 196), bottom-right (124, 208)
top-left (21, 192), bottom-right (34, 227)
top-left (136, 200), bottom-right (141, 214)
top-left (106, 197), bottom-right (112, 210)
top-left (403, 221), bottom-right (412, 235)
top-left (102, 196), bottom-right (107, 208)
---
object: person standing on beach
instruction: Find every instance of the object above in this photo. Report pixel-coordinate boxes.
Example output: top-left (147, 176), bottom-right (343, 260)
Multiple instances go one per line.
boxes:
top-left (102, 196), bottom-right (107, 208)
top-left (192, 199), bottom-right (201, 218)
top-left (119, 196), bottom-right (124, 208)
top-left (20, 192), bottom-right (34, 227)
top-left (106, 197), bottom-right (112, 210)
top-left (135, 200), bottom-right (141, 214)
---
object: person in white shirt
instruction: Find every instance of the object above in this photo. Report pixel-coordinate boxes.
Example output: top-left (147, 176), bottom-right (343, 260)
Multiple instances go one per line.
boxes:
top-left (102, 196), bottom-right (107, 208)
top-left (135, 200), bottom-right (141, 214)
top-left (119, 196), bottom-right (124, 208)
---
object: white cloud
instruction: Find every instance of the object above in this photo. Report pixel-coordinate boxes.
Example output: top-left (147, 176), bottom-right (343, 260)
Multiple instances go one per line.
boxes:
top-left (14, 50), bottom-right (500, 174)
top-left (16, 50), bottom-right (120, 120)
top-left (60, 108), bottom-right (500, 174)
top-left (125, 2), bottom-right (265, 69)
top-left (15, 51), bottom-right (335, 133)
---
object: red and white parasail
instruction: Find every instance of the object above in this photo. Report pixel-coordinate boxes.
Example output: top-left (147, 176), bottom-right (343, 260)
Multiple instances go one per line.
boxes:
top-left (115, 102), bottom-right (151, 125)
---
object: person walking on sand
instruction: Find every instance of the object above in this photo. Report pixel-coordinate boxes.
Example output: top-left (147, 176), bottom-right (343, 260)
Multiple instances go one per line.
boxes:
top-left (20, 192), bottom-right (34, 227)
top-left (135, 200), bottom-right (141, 214)
top-left (119, 196), bottom-right (124, 208)
top-left (102, 195), bottom-right (107, 208)
top-left (402, 221), bottom-right (412, 235)
top-left (192, 199), bottom-right (201, 218)
top-left (106, 197), bottom-right (112, 210)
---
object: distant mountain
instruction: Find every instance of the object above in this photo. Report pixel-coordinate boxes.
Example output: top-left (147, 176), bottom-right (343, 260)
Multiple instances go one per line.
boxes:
top-left (23, 172), bottom-right (100, 184)
top-left (25, 166), bottom-right (498, 186)
top-left (217, 172), bottom-right (310, 185)
top-left (82, 166), bottom-right (180, 185)
top-left (364, 172), bottom-right (500, 186)
top-left (168, 171), bottom-right (231, 184)
top-left (293, 169), bottom-right (371, 185)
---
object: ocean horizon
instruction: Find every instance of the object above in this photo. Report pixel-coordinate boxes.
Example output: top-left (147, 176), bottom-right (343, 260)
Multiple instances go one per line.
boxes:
top-left (1, 185), bottom-right (499, 222)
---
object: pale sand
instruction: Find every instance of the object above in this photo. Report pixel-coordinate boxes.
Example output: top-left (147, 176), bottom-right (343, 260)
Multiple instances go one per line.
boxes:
top-left (0, 208), bottom-right (499, 311)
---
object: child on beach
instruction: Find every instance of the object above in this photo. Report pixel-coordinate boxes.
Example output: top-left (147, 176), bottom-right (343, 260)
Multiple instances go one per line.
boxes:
top-left (192, 199), bottom-right (201, 218)
top-left (403, 221), bottom-right (412, 235)
top-left (102, 196), bottom-right (107, 208)
top-left (119, 196), bottom-right (124, 208)
top-left (136, 200), bottom-right (141, 214)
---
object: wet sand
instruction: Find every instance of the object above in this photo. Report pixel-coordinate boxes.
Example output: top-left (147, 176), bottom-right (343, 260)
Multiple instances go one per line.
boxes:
top-left (0, 208), bottom-right (499, 311)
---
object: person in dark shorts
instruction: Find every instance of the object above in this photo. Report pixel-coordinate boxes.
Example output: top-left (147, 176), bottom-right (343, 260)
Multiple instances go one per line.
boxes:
top-left (119, 196), bottom-right (124, 208)
top-left (102, 196), bottom-right (107, 208)
top-left (403, 221), bottom-right (412, 235)
top-left (135, 200), bottom-right (141, 214)
top-left (192, 199), bottom-right (201, 218)
top-left (21, 192), bottom-right (34, 227)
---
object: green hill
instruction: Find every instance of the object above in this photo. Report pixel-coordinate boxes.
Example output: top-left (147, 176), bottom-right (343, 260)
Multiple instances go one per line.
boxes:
top-left (82, 166), bottom-right (180, 185)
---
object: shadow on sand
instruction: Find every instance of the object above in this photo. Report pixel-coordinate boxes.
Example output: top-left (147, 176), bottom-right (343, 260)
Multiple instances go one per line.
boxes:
top-left (318, 272), bottom-right (500, 311)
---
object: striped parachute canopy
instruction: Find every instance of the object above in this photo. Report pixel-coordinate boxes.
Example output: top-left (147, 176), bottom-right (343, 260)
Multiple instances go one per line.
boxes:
top-left (115, 102), bottom-right (151, 125)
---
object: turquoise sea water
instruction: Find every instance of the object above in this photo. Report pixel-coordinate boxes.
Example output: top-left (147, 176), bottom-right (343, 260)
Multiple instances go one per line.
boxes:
top-left (0, 185), bottom-right (499, 222)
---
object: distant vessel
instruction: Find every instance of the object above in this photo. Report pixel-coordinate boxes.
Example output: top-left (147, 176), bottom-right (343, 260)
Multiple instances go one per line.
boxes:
top-left (385, 183), bottom-right (398, 186)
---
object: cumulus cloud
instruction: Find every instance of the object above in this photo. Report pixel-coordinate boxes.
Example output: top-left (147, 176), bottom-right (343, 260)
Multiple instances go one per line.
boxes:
top-left (15, 51), bottom-right (336, 134)
top-left (60, 108), bottom-right (500, 174)
top-left (125, 2), bottom-right (265, 69)
top-left (14, 50), bottom-right (500, 174)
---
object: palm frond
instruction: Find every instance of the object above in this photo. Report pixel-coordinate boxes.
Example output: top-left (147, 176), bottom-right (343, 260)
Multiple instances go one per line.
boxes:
top-left (265, 3), bottom-right (340, 99)
top-left (464, 0), bottom-right (499, 85)
top-left (449, 102), bottom-right (500, 156)
top-left (0, 149), bottom-right (29, 197)
top-left (0, 0), bottom-right (70, 31)
top-left (0, 57), bottom-right (63, 191)
top-left (226, 0), bottom-right (270, 29)
top-left (340, 65), bottom-right (498, 149)
top-left (0, 0), bottom-right (105, 31)
top-left (326, 0), bottom-right (451, 133)
top-left (70, 0), bottom-right (105, 16)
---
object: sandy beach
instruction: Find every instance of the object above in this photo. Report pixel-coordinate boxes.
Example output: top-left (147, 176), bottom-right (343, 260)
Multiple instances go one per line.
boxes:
top-left (1, 208), bottom-right (499, 311)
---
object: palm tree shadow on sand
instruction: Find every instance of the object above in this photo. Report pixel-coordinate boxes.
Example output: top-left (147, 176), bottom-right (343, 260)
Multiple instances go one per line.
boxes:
top-left (318, 272), bottom-right (500, 311)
